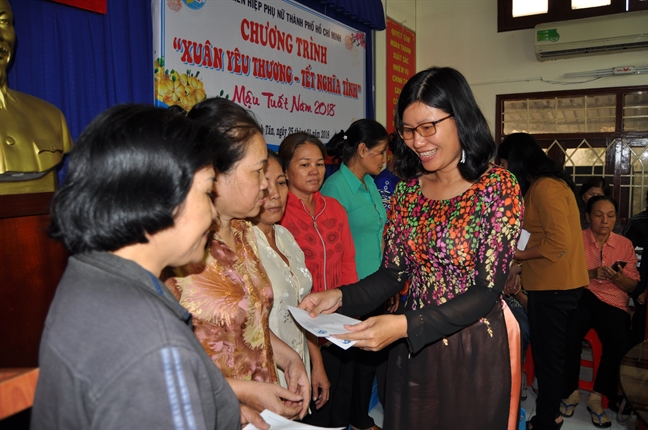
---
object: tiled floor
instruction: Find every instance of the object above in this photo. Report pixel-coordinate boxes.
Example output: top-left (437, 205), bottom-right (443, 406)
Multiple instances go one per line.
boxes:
top-left (521, 359), bottom-right (639, 430)
top-left (367, 402), bottom-right (383, 428)
top-left (522, 385), bottom-right (637, 430)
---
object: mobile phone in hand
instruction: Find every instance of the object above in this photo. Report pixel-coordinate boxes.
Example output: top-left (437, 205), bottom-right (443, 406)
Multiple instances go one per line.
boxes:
top-left (611, 260), bottom-right (627, 272)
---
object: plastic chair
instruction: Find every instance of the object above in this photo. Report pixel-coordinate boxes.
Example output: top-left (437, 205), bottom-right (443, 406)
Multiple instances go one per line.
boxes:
top-left (579, 328), bottom-right (608, 408)
top-left (523, 344), bottom-right (534, 387)
top-left (523, 333), bottom-right (607, 409)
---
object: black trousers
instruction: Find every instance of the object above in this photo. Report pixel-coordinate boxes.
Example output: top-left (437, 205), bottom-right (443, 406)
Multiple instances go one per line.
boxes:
top-left (563, 289), bottom-right (630, 403)
top-left (302, 345), bottom-right (357, 427)
top-left (350, 348), bottom-right (388, 429)
top-left (527, 288), bottom-right (583, 430)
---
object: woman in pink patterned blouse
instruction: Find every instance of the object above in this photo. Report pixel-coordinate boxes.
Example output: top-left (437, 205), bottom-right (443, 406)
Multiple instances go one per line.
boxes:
top-left (561, 195), bottom-right (639, 427)
top-left (166, 98), bottom-right (310, 424)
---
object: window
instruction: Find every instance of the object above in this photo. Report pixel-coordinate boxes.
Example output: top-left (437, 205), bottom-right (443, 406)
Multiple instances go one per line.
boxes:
top-left (501, 94), bottom-right (617, 135)
top-left (498, 0), bottom-right (647, 32)
top-left (496, 86), bottom-right (648, 226)
top-left (624, 92), bottom-right (648, 132)
top-left (512, 1), bottom-right (548, 18)
top-left (497, 87), bottom-right (648, 141)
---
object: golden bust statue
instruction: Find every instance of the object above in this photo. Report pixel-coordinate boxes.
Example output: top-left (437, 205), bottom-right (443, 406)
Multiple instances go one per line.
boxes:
top-left (0, 0), bottom-right (73, 195)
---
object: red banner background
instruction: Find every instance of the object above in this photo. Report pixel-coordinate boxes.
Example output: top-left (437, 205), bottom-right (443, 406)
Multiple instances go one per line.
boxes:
top-left (386, 17), bottom-right (415, 134)
top-left (49, 0), bottom-right (107, 14)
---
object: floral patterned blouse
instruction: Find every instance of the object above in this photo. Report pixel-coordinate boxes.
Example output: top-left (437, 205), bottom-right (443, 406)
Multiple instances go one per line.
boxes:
top-left (396, 166), bottom-right (522, 309)
top-left (339, 165), bottom-right (523, 353)
top-left (166, 220), bottom-right (277, 383)
top-left (253, 224), bottom-right (313, 388)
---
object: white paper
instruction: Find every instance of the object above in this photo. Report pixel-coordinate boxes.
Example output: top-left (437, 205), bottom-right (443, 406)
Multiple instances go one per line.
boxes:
top-left (244, 409), bottom-right (344, 430)
top-left (325, 335), bottom-right (357, 350)
top-left (288, 306), bottom-right (359, 349)
top-left (517, 229), bottom-right (531, 251)
top-left (288, 306), bottom-right (360, 336)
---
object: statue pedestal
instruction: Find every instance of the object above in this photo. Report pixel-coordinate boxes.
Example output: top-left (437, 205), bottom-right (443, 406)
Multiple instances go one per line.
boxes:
top-left (0, 171), bottom-right (58, 195)
top-left (0, 193), bottom-right (68, 367)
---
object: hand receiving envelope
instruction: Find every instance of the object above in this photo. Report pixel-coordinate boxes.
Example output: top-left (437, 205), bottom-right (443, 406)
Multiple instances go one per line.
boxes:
top-left (288, 306), bottom-right (360, 350)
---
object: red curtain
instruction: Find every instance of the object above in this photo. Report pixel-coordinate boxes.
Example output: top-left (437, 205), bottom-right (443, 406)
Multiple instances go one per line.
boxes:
top-left (49, 0), bottom-right (106, 14)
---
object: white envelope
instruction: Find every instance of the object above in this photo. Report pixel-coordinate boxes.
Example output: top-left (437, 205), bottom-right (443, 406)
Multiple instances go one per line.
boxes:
top-left (288, 306), bottom-right (359, 349)
top-left (518, 229), bottom-right (531, 251)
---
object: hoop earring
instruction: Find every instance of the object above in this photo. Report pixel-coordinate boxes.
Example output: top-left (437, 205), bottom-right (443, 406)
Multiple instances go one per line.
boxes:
top-left (460, 149), bottom-right (466, 164)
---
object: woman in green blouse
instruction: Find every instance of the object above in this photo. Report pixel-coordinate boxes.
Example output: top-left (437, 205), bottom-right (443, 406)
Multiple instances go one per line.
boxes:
top-left (321, 119), bottom-right (389, 430)
top-left (322, 120), bottom-right (389, 279)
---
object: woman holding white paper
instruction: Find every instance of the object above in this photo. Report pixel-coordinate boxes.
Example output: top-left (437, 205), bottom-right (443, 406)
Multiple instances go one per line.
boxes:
top-left (166, 99), bottom-right (310, 423)
top-left (298, 67), bottom-right (523, 430)
top-left (498, 132), bottom-right (588, 430)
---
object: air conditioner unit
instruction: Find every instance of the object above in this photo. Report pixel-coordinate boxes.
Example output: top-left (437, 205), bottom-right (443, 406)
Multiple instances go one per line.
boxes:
top-left (535, 11), bottom-right (648, 61)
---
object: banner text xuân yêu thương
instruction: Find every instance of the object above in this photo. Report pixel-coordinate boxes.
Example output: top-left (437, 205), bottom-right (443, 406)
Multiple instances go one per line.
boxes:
top-left (153, 0), bottom-right (366, 147)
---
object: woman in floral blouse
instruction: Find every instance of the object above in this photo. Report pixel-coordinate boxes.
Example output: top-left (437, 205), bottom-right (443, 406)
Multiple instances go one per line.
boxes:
top-left (299, 67), bottom-right (523, 430)
top-left (166, 98), bottom-right (310, 423)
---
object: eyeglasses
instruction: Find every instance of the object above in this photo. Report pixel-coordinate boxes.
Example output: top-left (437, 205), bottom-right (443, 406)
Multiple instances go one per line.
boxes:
top-left (398, 114), bottom-right (454, 140)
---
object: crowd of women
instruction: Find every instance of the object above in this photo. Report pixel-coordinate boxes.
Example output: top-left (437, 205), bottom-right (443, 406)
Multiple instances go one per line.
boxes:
top-left (30, 65), bottom-right (643, 430)
top-left (499, 135), bottom-right (641, 430)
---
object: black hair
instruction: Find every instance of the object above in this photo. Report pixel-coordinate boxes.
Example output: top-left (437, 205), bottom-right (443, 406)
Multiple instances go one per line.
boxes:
top-left (579, 176), bottom-right (609, 199)
top-left (278, 132), bottom-right (326, 171)
top-left (188, 98), bottom-right (263, 175)
top-left (393, 67), bottom-right (495, 181)
top-left (325, 119), bottom-right (388, 164)
top-left (586, 195), bottom-right (618, 215)
top-left (387, 132), bottom-right (398, 154)
top-left (50, 104), bottom-right (218, 254)
top-left (167, 104), bottom-right (188, 116)
top-left (497, 132), bottom-right (575, 195)
top-left (267, 149), bottom-right (282, 166)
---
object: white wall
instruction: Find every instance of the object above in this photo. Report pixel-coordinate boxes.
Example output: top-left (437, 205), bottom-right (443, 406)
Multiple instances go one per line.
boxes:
top-left (375, 0), bottom-right (648, 134)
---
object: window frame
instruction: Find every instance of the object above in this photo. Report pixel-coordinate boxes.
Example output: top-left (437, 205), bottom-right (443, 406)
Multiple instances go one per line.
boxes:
top-left (495, 85), bottom-right (648, 144)
top-left (498, 0), bottom-right (646, 32)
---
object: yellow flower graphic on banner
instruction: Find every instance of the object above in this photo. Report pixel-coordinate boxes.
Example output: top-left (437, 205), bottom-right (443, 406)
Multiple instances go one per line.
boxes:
top-left (154, 57), bottom-right (208, 111)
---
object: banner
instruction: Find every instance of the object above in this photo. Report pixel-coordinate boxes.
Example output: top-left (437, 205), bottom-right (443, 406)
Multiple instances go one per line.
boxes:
top-left (386, 17), bottom-right (415, 134)
top-left (153, 0), bottom-right (366, 147)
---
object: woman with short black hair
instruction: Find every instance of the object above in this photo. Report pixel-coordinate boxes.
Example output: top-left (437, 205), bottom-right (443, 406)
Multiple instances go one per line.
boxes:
top-left (32, 104), bottom-right (243, 429)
